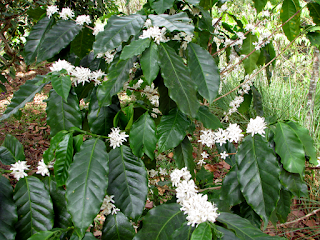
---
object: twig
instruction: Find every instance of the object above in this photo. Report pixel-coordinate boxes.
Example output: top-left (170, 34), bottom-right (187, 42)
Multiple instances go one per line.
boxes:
top-left (198, 186), bottom-right (221, 192)
top-left (277, 208), bottom-right (320, 227)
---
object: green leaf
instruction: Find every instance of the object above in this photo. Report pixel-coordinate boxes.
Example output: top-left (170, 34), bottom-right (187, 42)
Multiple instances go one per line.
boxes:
top-left (46, 90), bottom-right (82, 137)
top-left (173, 136), bottom-right (196, 176)
top-left (97, 57), bottom-right (134, 107)
top-left (71, 27), bottom-right (95, 59)
top-left (307, 31), bottom-right (320, 48)
top-left (93, 14), bottom-right (146, 55)
top-left (27, 230), bottom-right (57, 240)
top-left (190, 222), bottom-right (212, 240)
top-left (159, 43), bottom-right (200, 117)
top-left (27, 7), bottom-right (46, 21)
top-left (73, 134), bottom-right (84, 153)
top-left (149, 13), bottom-right (194, 35)
top-left (66, 138), bottom-right (109, 237)
top-left (120, 38), bottom-right (151, 60)
top-left (101, 211), bottom-right (135, 240)
top-left (151, 0), bottom-right (175, 14)
top-left (281, 0), bottom-right (300, 41)
top-left (171, 222), bottom-right (194, 240)
top-left (50, 74), bottom-right (72, 102)
top-left (129, 112), bottom-right (157, 159)
top-left (253, 0), bottom-right (267, 13)
top-left (307, 3), bottom-right (320, 25)
top-left (0, 76), bottom-right (47, 121)
top-left (54, 133), bottom-right (74, 186)
top-left (236, 135), bottom-right (281, 228)
top-left (239, 202), bottom-right (261, 229)
top-left (217, 212), bottom-right (284, 240)
top-left (157, 108), bottom-right (190, 152)
top-left (108, 145), bottom-right (148, 220)
top-left (24, 17), bottom-right (54, 65)
top-left (195, 106), bottom-right (222, 130)
top-left (187, 43), bottom-right (220, 103)
top-left (113, 103), bottom-right (134, 131)
top-left (133, 203), bottom-right (186, 240)
top-left (43, 131), bottom-right (68, 164)
top-left (83, 232), bottom-right (97, 240)
top-left (279, 168), bottom-right (308, 198)
top-left (14, 177), bottom-right (54, 239)
top-left (241, 34), bottom-right (260, 74)
top-left (276, 188), bottom-right (292, 223)
top-left (158, 78), bottom-right (177, 115)
top-left (141, 42), bottom-right (160, 85)
top-left (0, 134), bottom-right (25, 165)
top-left (0, 176), bottom-right (17, 240)
top-left (88, 90), bottom-right (120, 136)
top-left (286, 121), bottom-right (317, 165)
top-left (43, 176), bottom-right (72, 229)
top-left (220, 166), bottom-right (244, 207)
top-left (185, 0), bottom-right (200, 5)
top-left (274, 122), bottom-right (305, 176)
top-left (216, 225), bottom-right (240, 240)
top-left (216, 141), bottom-right (237, 166)
top-left (252, 86), bottom-right (263, 116)
top-left (37, 20), bottom-right (82, 62)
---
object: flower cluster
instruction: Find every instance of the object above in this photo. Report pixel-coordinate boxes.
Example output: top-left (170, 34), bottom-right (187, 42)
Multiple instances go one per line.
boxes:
top-left (93, 21), bottom-right (106, 35)
top-left (170, 168), bottom-right (219, 227)
top-left (141, 83), bottom-right (159, 107)
top-left (59, 7), bottom-right (75, 20)
top-left (50, 59), bottom-right (106, 86)
top-left (198, 123), bottom-right (243, 148)
top-left (10, 161), bottom-right (30, 180)
top-left (108, 127), bottom-right (129, 149)
top-left (198, 151), bottom-right (208, 166)
top-left (36, 159), bottom-right (52, 176)
top-left (97, 50), bottom-right (116, 64)
top-left (75, 15), bottom-right (91, 26)
top-left (172, 32), bottom-right (194, 50)
top-left (246, 116), bottom-right (267, 137)
top-left (46, 5), bottom-right (58, 18)
top-left (139, 22), bottom-right (169, 44)
top-left (100, 195), bottom-right (120, 216)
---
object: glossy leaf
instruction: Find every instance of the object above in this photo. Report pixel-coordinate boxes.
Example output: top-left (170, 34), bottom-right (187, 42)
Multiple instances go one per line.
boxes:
top-left (187, 43), bottom-right (220, 103)
top-left (217, 212), bottom-right (284, 239)
top-left (171, 222), bottom-right (194, 240)
top-left (173, 136), bottom-right (196, 176)
top-left (108, 145), bottom-right (148, 220)
top-left (159, 43), bottom-right (200, 117)
top-left (0, 76), bottom-right (47, 121)
top-left (0, 134), bottom-right (25, 165)
top-left (66, 138), bottom-right (109, 237)
top-left (14, 177), bottom-right (54, 239)
top-left (239, 202), bottom-right (261, 228)
top-left (97, 57), bottom-right (134, 107)
top-left (54, 133), bottom-right (74, 186)
top-left (24, 17), bottom-right (54, 65)
top-left (308, 3), bottom-right (320, 25)
top-left (141, 42), bottom-right (160, 85)
top-left (37, 20), bottom-right (82, 62)
top-left (276, 188), bottom-right (292, 223)
top-left (71, 27), bottom-right (95, 59)
top-left (151, 0), bottom-right (175, 14)
top-left (50, 74), bottom-right (72, 102)
top-left (120, 38), bottom-right (151, 60)
top-left (101, 211), bottom-right (135, 240)
top-left (129, 112), bottom-right (157, 159)
top-left (274, 122), bottom-right (305, 177)
top-left (220, 165), bottom-right (244, 207)
top-left (93, 14), bottom-right (146, 54)
top-left (0, 176), bottom-right (17, 240)
top-left (149, 13), bottom-right (194, 35)
top-left (281, 0), bottom-right (300, 41)
top-left (43, 131), bottom-right (68, 164)
top-left (241, 33), bottom-right (260, 74)
top-left (88, 90), bottom-right (120, 136)
top-left (253, 0), bottom-right (267, 13)
top-left (43, 176), bottom-right (72, 229)
top-left (279, 169), bottom-right (308, 198)
top-left (157, 108), bottom-right (190, 152)
top-left (133, 203), bottom-right (186, 240)
top-left (46, 90), bottom-right (82, 136)
top-left (236, 135), bottom-right (281, 228)
top-left (216, 225), bottom-right (240, 240)
top-left (27, 231), bottom-right (56, 240)
top-left (286, 121), bottom-right (317, 165)
top-left (190, 222), bottom-right (212, 240)
top-left (195, 106), bottom-right (222, 130)
top-left (158, 78), bottom-right (177, 115)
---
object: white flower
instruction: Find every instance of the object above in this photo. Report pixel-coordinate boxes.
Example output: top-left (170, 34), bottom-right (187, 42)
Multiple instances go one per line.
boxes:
top-left (214, 128), bottom-right (228, 146)
top-left (220, 151), bottom-right (229, 160)
top-left (50, 59), bottom-right (74, 74)
top-left (139, 26), bottom-right (168, 44)
top-left (159, 167), bottom-right (167, 175)
top-left (218, 5), bottom-right (228, 13)
top-left (100, 195), bottom-right (120, 216)
top-left (75, 15), bottom-right (91, 26)
top-left (36, 159), bottom-right (51, 176)
top-left (148, 169), bottom-right (158, 178)
top-left (246, 116), bottom-right (267, 137)
top-left (226, 123), bottom-right (243, 143)
top-left (197, 159), bottom-right (206, 166)
top-left (59, 7), bottom-right (74, 20)
top-left (91, 69), bottom-right (105, 86)
top-left (201, 151), bottom-right (209, 159)
top-left (108, 127), bottom-right (129, 149)
top-left (71, 67), bottom-right (92, 86)
top-left (172, 34), bottom-right (182, 41)
top-left (144, 19), bottom-right (152, 28)
top-left (260, 10), bottom-right (270, 18)
top-left (47, 5), bottom-right (58, 18)
top-left (176, 179), bottom-right (198, 203)
top-left (198, 129), bottom-right (215, 148)
top-left (10, 161), bottom-right (30, 180)
top-left (170, 167), bottom-right (191, 187)
top-left (245, 23), bottom-right (256, 34)
top-left (93, 22), bottom-right (105, 35)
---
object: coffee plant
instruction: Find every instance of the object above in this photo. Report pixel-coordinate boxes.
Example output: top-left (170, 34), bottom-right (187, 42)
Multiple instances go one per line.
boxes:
top-left (1, 0), bottom-right (320, 239)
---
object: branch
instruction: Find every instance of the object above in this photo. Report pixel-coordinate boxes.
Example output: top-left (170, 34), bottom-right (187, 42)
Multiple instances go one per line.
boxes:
top-left (277, 208), bottom-right (320, 227)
